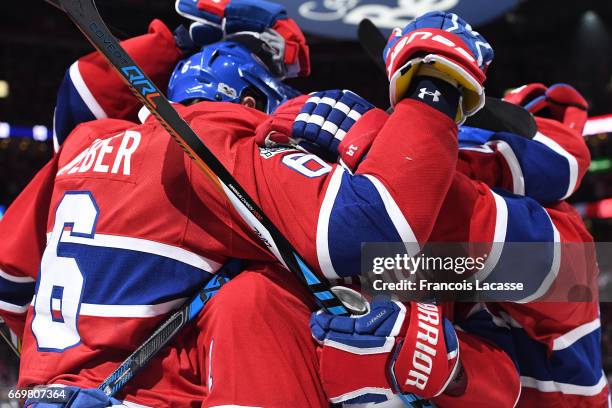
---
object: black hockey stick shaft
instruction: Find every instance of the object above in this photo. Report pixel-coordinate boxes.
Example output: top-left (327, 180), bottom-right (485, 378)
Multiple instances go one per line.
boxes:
top-left (357, 18), bottom-right (387, 74)
top-left (0, 320), bottom-right (20, 357)
top-left (357, 18), bottom-right (537, 139)
top-left (99, 272), bottom-right (231, 396)
top-left (45, 0), bottom-right (349, 317)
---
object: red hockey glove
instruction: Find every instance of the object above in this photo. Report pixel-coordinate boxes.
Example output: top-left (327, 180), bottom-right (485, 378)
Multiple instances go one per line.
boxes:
top-left (503, 83), bottom-right (547, 107)
top-left (504, 83), bottom-right (589, 134)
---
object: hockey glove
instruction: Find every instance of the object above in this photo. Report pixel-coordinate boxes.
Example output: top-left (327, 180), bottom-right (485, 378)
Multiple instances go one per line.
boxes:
top-left (311, 300), bottom-right (460, 405)
top-left (384, 11), bottom-right (493, 123)
top-left (24, 387), bottom-right (123, 408)
top-left (293, 90), bottom-right (374, 159)
top-left (175, 0), bottom-right (309, 78)
top-left (504, 83), bottom-right (588, 134)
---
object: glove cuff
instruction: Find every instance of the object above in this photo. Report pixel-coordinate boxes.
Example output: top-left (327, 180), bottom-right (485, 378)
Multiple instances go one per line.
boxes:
top-left (388, 55), bottom-right (484, 124)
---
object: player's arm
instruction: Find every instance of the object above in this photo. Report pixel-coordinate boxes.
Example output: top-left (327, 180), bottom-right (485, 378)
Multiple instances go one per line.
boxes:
top-left (429, 170), bottom-right (566, 302)
top-left (250, 86), bottom-right (459, 281)
top-left (458, 83), bottom-right (590, 203)
top-left (457, 200), bottom-right (608, 406)
top-left (458, 299), bottom-right (607, 406)
top-left (0, 158), bottom-right (58, 336)
top-left (246, 12), bottom-right (493, 279)
top-left (53, 19), bottom-right (183, 150)
top-left (291, 87), bottom-right (590, 207)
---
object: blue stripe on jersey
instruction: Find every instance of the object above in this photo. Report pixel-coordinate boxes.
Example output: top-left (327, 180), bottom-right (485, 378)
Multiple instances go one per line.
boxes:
top-left (57, 241), bottom-right (213, 305)
top-left (456, 309), bottom-right (520, 368)
top-left (515, 327), bottom-right (603, 387)
top-left (458, 309), bottom-right (603, 387)
top-left (345, 394), bottom-right (389, 404)
top-left (328, 173), bottom-right (403, 277)
top-left (483, 190), bottom-right (555, 301)
top-left (494, 132), bottom-right (569, 203)
top-left (0, 276), bottom-right (35, 307)
top-left (500, 189), bottom-right (555, 243)
top-left (458, 126), bottom-right (495, 148)
top-left (53, 69), bottom-right (97, 147)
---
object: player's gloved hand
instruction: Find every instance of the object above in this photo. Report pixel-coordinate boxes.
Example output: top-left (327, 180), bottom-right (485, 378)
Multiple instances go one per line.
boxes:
top-left (293, 90), bottom-right (374, 159)
top-left (503, 83), bottom-right (547, 107)
top-left (311, 298), bottom-right (408, 405)
top-left (175, 0), bottom-right (309, 78)
top-left (383, 11), bottom-right (493, 123)
top-left (504, 83), bottom-right (588, 134)
top-left (24, 387), bottom-right (124, 407)
top-left (173, 23), bottom-right (220, 56)
top-left (311, 300), bottom-right (460, 405)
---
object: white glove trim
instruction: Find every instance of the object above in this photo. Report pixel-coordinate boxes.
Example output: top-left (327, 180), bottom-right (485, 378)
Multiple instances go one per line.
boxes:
top-left (329, 387), bottom-right (396, 404)
top-left (323, 336), bottom-right (396, 355)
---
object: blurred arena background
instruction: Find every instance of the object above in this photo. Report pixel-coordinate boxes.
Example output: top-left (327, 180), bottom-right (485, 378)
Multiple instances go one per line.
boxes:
top-left (1, 0), bottom-right (611, 401)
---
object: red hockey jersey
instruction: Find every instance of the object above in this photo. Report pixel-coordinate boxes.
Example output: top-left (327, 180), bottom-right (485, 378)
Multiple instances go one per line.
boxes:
top-left (0, 19), bottom-right (606, 407)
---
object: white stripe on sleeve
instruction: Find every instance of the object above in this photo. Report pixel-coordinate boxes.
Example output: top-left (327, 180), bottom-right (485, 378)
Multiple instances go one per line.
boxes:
top-left (316, 167), bottom-right (345, 280)
top-left (69, 61), bottom-right (108, 120)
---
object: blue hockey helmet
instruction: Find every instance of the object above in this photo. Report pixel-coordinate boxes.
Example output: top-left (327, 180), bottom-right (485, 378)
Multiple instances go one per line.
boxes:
top-left (167, 41), bottom-right (298, 113)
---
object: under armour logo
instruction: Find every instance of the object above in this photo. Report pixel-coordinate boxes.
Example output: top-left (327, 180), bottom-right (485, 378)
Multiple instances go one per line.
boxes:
top-left (418, 88), bottom-right (441, 102)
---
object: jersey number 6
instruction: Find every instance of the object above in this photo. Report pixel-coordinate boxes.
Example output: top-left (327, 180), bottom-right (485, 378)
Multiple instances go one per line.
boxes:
top-left (32, 192), bottom-right (99, 351)
top-left (282, 152), bottom-right (332, 178)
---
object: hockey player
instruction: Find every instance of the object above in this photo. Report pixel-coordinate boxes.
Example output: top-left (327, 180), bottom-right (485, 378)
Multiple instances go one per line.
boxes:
top-left (0, 9), bottom-right (508, 407)
top-left (1, 7), bottom-right (604, 408)
top-left (304, 77), bottom-right (607, 405)
top-left (454, 83), bottom-right (608, 407)
top-left (3, 3), bottom-right (324, 406)
top-left (52, 0), bottom-right (308, 149)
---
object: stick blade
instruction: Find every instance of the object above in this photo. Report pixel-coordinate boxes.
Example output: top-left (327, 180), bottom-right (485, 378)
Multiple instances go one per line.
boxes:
top-left (357, 19), bottom-right (387, 73)
top-left (465, 97), bottom-right (538, 139)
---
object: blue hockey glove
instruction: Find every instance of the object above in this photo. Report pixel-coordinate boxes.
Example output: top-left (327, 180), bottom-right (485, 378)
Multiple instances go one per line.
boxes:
top-left (310, 298), bottom-right (408, 405)
top-left (293, 90), bottom-right (374, 159)
top-left (311, 300), bottom-right (460, 406)
top-left (24, 387), bottom-right (123, 408)
top-left (176, 0), bottom-right (286, 34)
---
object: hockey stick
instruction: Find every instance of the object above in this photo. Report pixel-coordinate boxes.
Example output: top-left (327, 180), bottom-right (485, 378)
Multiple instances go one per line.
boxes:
top-left (99, 270), bottom-right (232, 396)
top-left (44, 0), bottom-right (350, 317)
top-left (357, 18), bottom-right (538, 139)
top-left (357, 19), bottom-right (387, 74)
top-left (0, 318), bottom-right (20, 357)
